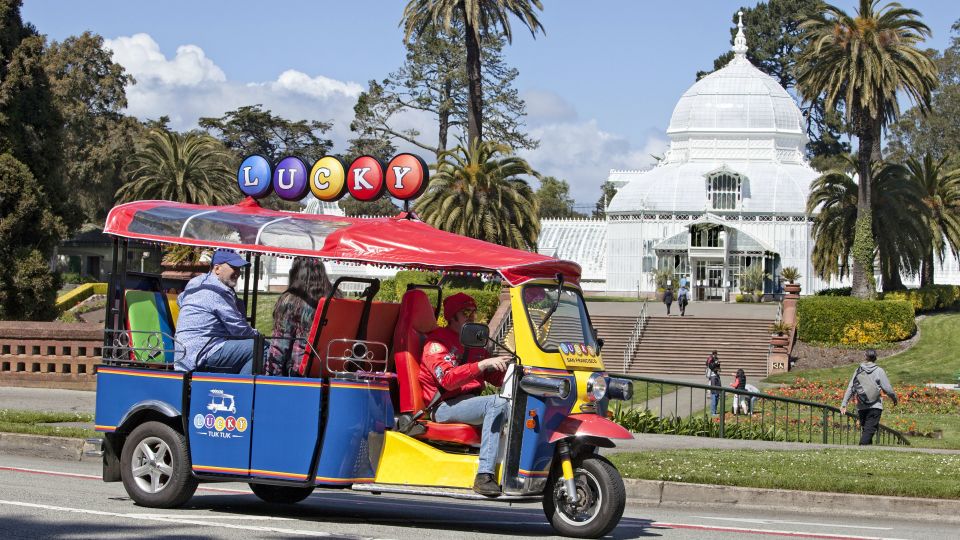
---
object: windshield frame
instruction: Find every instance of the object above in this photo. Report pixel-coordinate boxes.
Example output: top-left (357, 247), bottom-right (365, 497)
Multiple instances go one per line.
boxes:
top-left (520, 283), bottom-right (597, 354)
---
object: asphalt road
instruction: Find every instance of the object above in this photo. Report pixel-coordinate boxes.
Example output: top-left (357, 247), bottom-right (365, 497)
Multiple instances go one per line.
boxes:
top-left (0, 454), bottom-right (952, 540)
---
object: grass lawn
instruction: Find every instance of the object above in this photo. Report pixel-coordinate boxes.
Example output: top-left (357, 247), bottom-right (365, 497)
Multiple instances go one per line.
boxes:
top-left (248, 293), bottom-right (280, 333)
top-left (767, 312), bottom-right (960, 385)
top-left (892, 412), bottom-right (960, 449)
top-left (0, 410), bottom-right (95, 439)
top-left (608, 449), bottom-right (960, 499)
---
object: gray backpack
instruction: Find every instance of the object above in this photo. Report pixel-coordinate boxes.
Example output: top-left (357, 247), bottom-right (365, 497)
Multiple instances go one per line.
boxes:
top-left (854, 367), bottom-right (881, 404)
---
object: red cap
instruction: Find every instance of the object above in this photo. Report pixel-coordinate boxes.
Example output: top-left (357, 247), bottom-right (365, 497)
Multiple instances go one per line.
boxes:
top-left (443, 292), bottom-right (477, 321)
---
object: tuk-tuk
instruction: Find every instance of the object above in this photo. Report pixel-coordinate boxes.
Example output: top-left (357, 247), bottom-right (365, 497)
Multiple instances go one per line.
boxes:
top-left (94, 196), bottom-right (635, 538)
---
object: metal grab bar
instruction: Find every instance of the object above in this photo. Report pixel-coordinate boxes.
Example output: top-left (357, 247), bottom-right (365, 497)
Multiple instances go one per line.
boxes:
top-left (622, 301), bottom-right (649, 372)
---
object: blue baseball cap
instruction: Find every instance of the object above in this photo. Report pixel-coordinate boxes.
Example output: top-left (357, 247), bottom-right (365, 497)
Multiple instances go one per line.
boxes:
top-left (211, 249), bottom-right (250, 268)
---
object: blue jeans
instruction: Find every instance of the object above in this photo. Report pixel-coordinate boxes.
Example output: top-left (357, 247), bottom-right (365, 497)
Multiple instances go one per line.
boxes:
top-left (201, 340), bottom-right (259, 375)
top-left (435, 394), bottom-right (510, 475)
top-left (710, 391), bottom-right (721, 415)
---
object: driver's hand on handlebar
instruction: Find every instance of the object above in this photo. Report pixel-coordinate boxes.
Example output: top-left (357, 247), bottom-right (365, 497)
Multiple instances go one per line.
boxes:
top-left (479, 355), bottom-right (512, 372)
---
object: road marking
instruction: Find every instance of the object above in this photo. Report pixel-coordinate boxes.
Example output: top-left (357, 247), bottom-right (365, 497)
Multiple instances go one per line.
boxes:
top-left (0, 500), bottom-right (385, 539)
top-left (125, 513), bottom-right (294, 521)
top-left (653, 521), bottom-right (908, 540)
top-left (0, 466), bottom-right (249, 494)
top-left (692, 516), bottom-right (893, 530)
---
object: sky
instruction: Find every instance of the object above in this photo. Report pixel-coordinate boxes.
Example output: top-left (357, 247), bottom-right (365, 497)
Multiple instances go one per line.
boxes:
top-left (22, 1), bottom-right (958, 209)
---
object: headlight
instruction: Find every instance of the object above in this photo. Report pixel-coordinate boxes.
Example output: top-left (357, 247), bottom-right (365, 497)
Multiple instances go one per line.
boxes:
top-left (607, 378), bottom-right (634, 401)
top-left (519, 375), bottom-right (571, 399)
top-left (585, 372), bottom-right (607, 402)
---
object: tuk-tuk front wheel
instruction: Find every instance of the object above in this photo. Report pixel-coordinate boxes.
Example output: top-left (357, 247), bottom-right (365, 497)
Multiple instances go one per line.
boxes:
top-left (249, 483), bottom-right (315, 504)
top-left (542, 454), bottom-right (625, 538)
top-left (120, 421), bottom-right (198, 508)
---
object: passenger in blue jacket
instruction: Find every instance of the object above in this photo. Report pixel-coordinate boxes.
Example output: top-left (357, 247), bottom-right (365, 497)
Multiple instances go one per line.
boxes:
top-left (174, 250), bottom-right (260, 374)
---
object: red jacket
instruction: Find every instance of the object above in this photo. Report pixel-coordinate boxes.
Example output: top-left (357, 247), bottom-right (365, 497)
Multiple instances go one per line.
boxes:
top-left (419, 326), bottom-right (503, 403)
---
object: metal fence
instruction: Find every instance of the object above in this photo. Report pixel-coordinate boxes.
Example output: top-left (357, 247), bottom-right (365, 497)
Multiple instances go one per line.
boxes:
top-left (610, 374), bottom-right (910, 446)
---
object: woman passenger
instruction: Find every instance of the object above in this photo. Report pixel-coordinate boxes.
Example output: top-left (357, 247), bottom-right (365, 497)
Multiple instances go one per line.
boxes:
top-left (265, 257), bottom-right (336, 376)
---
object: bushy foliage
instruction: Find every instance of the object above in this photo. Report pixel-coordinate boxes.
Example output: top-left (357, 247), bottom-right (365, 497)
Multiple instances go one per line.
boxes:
top-left (374, 270), bottom-right (500, 323)
top-left (797, 296), bottom-right (915, 346)
top-left (883, 285), bottom-right (960, 314)
top-left (815, 286), bottom-right (852, 296)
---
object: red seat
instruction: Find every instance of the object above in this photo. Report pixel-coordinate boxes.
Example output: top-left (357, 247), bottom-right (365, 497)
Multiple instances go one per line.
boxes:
top-left (299, 297), bottom-right (400, 378)
top-left (393, 289), bottom-right (481, 446)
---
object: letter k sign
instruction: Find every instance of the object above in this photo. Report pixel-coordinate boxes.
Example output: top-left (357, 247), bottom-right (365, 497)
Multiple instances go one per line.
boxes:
top-left (353, 168), bottom-right (373, 190)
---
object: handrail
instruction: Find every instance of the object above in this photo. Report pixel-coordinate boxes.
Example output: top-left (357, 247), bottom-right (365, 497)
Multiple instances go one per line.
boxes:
top-left (492, 309), bottom-right (513, 350)
top-left (609, 373), bottom-right (910, 446)
top-left (622, 300), bottom-right (649, 372)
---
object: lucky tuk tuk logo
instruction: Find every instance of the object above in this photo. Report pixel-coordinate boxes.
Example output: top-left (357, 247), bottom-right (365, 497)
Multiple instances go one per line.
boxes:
top-left (193, 389), bottom-right (248, 440)
top-left (237, 153), bottom-right (430, 204)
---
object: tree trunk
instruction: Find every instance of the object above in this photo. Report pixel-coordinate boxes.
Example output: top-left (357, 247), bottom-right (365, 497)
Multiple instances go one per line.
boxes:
top-left (850, 109), bottom-right (876, 299)
top-left (464, 23), bottom-right (483, 146)
top-left (881, 256), bottom-right (904, 292)
top-left (437, 78), bottom-right (451, 155)
top-left (921, 250), bottom-right (935, 287)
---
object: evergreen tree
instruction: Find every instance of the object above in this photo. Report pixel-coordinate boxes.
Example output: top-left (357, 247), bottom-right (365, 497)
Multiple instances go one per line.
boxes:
top-left (592, 181), bottom-right (618, 219)
top-left (199, 105), bottom-right (333, 164)
top-left (352, 24), bottom-right (537, 158)
top-left (0, 154), bottom-right (66, 320)
top-left (536, 176), bottom-right (583, 219)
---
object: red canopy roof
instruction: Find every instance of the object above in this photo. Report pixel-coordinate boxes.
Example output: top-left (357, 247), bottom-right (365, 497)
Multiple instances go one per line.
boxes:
top-left (104, 198), bottom-right (580, 286)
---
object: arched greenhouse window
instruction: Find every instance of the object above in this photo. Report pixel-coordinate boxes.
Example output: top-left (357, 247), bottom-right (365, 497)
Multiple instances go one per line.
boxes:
top-left (705, 171), bottom-right (743, 211)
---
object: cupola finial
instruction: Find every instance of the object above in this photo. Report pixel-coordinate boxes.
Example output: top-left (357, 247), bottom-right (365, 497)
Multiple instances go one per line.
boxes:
top-left (732, 11), bottom-right (748, 60)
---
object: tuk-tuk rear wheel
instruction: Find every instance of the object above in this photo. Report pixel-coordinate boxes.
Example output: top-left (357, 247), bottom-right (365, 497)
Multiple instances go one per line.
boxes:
top-left (120, 421), bottom-right (197, 508)
top-left (249, 483), bottom-right (315, 504)
top-left (542, 454), bottom-right (625, 538)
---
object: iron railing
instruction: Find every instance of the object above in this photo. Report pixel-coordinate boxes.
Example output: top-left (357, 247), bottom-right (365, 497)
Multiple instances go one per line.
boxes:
top-left (621, 301), bottom-right (649, 372)
top-left (610, 373), bottom-right (910, 446)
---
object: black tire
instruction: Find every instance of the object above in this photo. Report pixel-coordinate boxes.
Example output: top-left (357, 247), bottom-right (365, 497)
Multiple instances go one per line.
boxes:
top-left (542, 454), bottom-right (626, 538)
top-left (120, 421), bottom-right (198, 508)
top-left (249, 483), bottom-right (315, 504)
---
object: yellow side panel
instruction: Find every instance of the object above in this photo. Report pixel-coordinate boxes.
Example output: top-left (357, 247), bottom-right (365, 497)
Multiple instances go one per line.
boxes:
top-left (374, 431), bottom-right (478, 488)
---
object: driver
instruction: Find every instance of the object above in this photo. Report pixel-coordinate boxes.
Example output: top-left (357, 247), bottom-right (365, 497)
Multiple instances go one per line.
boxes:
top-left (419, 292), bottom-right (512, 497)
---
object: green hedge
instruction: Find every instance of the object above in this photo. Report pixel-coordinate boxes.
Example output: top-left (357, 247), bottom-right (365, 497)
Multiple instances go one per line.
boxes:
top-left (797, 296), bottom-right (915, 347)
top-left (55, 283), bottom-right (108, 312)
top-left (815, 286), bottom-right (852, 297)
top-left (883, 285), bottom-right (960, 314)
top-left (372, 270), bottom-right (501, 324)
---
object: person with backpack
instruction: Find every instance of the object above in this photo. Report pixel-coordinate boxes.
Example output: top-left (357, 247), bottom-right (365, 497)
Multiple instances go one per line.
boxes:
top-left (731, 368), bottom-right (748, 415)
top-left (678, 284), bottom-right (690, 316)
top-left (839, 349), bottom-right (898, 445)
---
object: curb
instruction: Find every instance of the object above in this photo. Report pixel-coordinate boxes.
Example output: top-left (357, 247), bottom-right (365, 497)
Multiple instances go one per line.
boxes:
top-left (0, 433), bottom-right (100, 462)
top-left (3, 432), bottom-right (959, 522)
top-left (624, 478), bottom-right (960, 522)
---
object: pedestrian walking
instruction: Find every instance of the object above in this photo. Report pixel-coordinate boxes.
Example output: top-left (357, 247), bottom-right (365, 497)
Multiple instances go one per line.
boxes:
top-left (708, 363), bottom-right (722, 416)
top-left (840, 349), bottom-right (898, 445)
top-left (678, 284), bottom-right (689, 316)
top-left (731, 368), bottom-right (748, 414)
top-left (663, 286), bottom-right (674, 315)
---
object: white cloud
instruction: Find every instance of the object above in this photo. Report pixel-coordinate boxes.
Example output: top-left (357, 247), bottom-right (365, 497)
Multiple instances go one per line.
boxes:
top-left (103, 33), bottom-right (363, 145)
top-left (102, 34), bottom-right (667, 210)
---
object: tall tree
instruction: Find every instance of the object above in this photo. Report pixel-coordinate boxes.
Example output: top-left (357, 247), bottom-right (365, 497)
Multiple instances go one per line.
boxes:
top-left (699, 1), bottom-right (849, 167)
top-left (415, 139), bottom-right (539, 250)
top-left (199, 105), bottom-right (333, 164)
top-left (887, 19), bottom-right (960, 168)
top-left (0, 154), bottom-right (66, 320)
top-left (807, 155), bottom-right (928, 291)
top-left (796, 0), bottom-right (938, 298)
top-left (536, 176), bottom-right (582, 219)
top-left (338, 196), bottom-right (401, 217)
top-left (43, 31), bottom-right (138, 222)
top-left (592, 181), bottom-right (618, 219)
top-left (353, 24), bottom-right (536, 157)
top-left (401, 0), bottom-right (544, 147)
top-left (116, 129), bottom-right (238, 206)
top-left (904, 154), bottom-right (960, 287)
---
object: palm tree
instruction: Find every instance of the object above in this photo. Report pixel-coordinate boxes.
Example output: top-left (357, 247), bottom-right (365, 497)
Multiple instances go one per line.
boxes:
top-left (414, 139), bottom-right (539, 250)
top-left (796, 0), bottom-right (938, 298)
top-left (116, 129), bottom-right (237, 205)
top-left (402, 0), bottom-right (544, 147)
top-left (807, 155), bottom-right (929, 291)
top-left (905, 154), bottom-right (960, 286)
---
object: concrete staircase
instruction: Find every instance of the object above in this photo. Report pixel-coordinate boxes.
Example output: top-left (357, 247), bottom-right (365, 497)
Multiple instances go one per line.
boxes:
top-left (606, 316), bottom-right (772, 380)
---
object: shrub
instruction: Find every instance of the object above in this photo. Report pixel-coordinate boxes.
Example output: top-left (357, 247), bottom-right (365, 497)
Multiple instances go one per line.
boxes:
top-left (55, 282), bottom-right (108, 312)
top-left (797, 296), bottom-right (914, 346)
top-left (816, 287), bottom-right (852, 297)
top-left (883, 285), bottom-right (960, 314)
